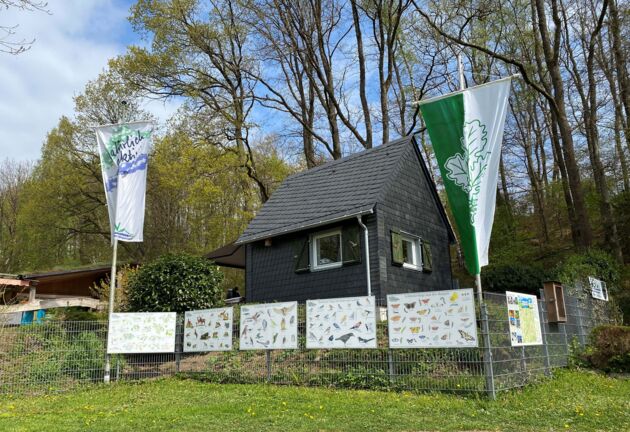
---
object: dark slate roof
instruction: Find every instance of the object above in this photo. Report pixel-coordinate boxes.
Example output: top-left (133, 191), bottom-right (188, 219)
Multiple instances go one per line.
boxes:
top-left (236, 136), bottom-right (453, 244)
top-left (236, 137), bottom-right (410, 244)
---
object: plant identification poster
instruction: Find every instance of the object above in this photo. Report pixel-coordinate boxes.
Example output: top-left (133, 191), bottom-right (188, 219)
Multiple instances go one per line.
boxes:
top-left (506, 291), bottom-right (543, 346)
top-left (239, 302), bottom-right (298, 350)
top-left (387, 289), bottom-right (478, 348)
top-left (107, 312), bottom-right (176, 354)
top-left (306, 296), bottom-right (377, 349)
top-left (184, 307), bottom-right (233, 352)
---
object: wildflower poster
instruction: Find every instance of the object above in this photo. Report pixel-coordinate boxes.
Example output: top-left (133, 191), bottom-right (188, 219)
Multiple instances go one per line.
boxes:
top-left (387, 289), bottom-right (478, 348)
top-left (184, 307), bottom-right (233, 352)
top-left (306, 296), bottom-right (377, 349)
top-left (107, 312), bottom-right (176, 354)
top-left (506, 291), bottom-right (543, 346)
top-left (239, 302), bottom-right (298, 350)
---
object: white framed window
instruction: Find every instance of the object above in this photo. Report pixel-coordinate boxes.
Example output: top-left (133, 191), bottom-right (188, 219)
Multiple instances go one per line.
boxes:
top-left (310, 229), bottom-right (342, 271)
top-left (400, 234), bottom-right (421, 270)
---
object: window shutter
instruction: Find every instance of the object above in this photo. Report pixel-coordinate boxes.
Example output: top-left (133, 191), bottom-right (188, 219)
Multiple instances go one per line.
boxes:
top-left (294, 238), bottom-right (310, 273)
top-left (342, 225), bottom-right (361, 265)
top-left (391, 229), bottom-right (403, 266)
top-left (422, 240), bottom-right (433, 273)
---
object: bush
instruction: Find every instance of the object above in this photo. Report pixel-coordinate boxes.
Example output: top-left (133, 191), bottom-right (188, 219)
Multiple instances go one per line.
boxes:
top-left (481, 263), bottom-right (552, 295)
top-left (554, 249), bottom-right (620, 289)
top-left (127, 253), bottom-right (224, 313)
top-left (583, 325), bottom-right (630, 373)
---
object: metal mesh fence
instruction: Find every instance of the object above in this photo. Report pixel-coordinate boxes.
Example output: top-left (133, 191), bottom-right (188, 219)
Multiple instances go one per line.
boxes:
top-left (0, 287), bottom-right (617, 397)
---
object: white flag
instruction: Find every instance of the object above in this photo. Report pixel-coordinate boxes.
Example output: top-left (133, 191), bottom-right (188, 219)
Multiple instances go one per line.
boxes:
top-left (420, 78), bottom-right (512, 274)
top-left (96, 122), bottom-right (153, 243)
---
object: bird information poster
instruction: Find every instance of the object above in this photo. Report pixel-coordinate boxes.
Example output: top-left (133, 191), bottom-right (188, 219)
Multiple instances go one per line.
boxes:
top-left (239, 302), bottom-right (298, 350)
top-left (306, 296), bottom-right (377, 349)
top-left (387, 289), bottom-right (478, 348)
top-left (506, 291), bottom-right (543, 346)
top-left (107, 312), bottom-right (176, 354)
top-left (183, 307), bottom-right (233, 352)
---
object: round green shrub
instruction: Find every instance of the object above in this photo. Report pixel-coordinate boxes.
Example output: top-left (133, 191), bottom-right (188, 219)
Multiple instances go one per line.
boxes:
top-left (126, 253), bottom-right (224, 313)
top-left (554, 249), bottom-right (620, 288)
top-left (480, 263), bottom-right (552, 295)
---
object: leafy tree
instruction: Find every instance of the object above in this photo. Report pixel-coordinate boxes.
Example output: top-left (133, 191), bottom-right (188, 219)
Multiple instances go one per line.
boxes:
top-left (126, 253), bottom-right (224, 313)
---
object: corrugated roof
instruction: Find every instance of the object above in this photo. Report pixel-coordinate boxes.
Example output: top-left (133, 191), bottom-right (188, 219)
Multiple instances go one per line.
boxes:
top-left (236, 136), bottom-right (413, 244)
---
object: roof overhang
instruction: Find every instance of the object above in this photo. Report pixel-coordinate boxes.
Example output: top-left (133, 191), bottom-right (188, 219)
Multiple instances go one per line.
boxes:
top-left (235, 206), bottom-right (375, 245)
top-left (205, 243), bottom-right (246, 269)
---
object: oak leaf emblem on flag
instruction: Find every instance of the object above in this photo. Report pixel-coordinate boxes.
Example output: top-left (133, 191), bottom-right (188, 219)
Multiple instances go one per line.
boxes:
top-left (444, 119), bottom-right (490, 225)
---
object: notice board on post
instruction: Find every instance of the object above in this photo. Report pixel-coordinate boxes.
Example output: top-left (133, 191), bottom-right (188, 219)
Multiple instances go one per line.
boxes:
top-left (506, 291), bottom-right (543, 346)
top-left (588, 276), bottom-right (608, 301)
top-left (184, 307), bottom-right (233, 352)
top-left (306, 296), bottom-right (377, 349)
top-left (387, 288), bottom-right (478, 348)
top-left (239, 302), bottom-right (298, 350)
top-left (107, 312), bottom-right (177, 354)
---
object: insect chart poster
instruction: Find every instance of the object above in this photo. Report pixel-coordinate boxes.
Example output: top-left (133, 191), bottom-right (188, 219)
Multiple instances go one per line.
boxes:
top-left (239, 301), bottom-right (298, 350)
top-left (306, 296), bottom-right (377, 349)
top-left (506, 291), bottom-right (543, 346)
top-left (107, 312), bottom-right (176, 354)
top-left (387, 289), bottom-right (478, 348)
top-left (184, 307), bottom-right (233, 352)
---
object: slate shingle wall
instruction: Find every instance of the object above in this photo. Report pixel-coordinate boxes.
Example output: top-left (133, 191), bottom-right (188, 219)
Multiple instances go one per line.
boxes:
top-left (376, 143), bottom-right (454, 296)
top-left (245, 215), bottom-right (379, 303)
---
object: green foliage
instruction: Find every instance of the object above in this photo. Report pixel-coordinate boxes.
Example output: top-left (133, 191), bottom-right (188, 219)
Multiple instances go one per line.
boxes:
top-left (2, 371), bottom-right (630, 431)
top-left (612, 191), bottom-right (630, 260)
top-left (126, 253), bottom-right (224, 313)
top-left (4, 323), bottom-right (123, 392)
top-left (582, 325), bottom-right (630, 373)
top-left (554, 249), bottom-right (621, 288)
top-left (48, 307), bottom-right (106, 321)
top-left (481, 263), bottom-right (552, 294)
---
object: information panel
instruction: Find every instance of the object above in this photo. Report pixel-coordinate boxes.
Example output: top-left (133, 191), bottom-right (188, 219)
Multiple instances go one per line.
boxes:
top-left (107, 312), bottom-right (176, 354)
top-left (387, 289), bottom-right (478, 348)
top-left (184, 307), bottom-right (233, 352)
top-left (506, 291), bottom-right (543, 346)
top-left (588, 276), bottom-right (608, 301)
top-left (239, 302), bottom-right (298, 350)
top-left (306, 296), bottom-right (377, 349)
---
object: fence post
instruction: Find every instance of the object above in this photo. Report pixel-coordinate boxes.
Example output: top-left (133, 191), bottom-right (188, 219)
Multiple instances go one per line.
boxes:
top-left (266, 350), bottom-right (272, 382)
top-left (480, 303), bottom-right (496, 399)
top-left (175, 317), bottom-right (182, 374)
top-left (539, 290), bottom-right (551, 376)
top-left (387, 349), bottom-right (394, 383)
top-left (575, 299), bottom-right (586, 346)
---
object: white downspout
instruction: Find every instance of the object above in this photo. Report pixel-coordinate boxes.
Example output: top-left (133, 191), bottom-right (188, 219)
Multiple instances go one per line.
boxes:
top-left (357, 215), bottom-right (371, 297)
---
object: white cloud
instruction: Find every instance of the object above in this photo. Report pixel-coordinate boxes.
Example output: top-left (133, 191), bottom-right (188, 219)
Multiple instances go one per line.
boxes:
top-left (0, 0), bottom-right (178, 162)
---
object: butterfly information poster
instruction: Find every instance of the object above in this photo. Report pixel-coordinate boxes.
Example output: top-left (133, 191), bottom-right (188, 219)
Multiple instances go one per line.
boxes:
top-left (107, 312), bottom-right (176, 354)
top-left (184, 307), bottom-right (233, 352)
top-left (387, 289), bottom-right (478, 348)
top-left (506, 291), bottom-right (543, 346)
top-left (239, 301), bottom-right (298, 350)
top-left (306, 296), bottom-right (377, 349)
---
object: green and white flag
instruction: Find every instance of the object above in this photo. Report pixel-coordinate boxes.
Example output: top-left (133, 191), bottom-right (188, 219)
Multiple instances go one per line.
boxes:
top-left (420, 77), bottom-right (512, 275)
top-left (95, 121), bottom-right (154, 244)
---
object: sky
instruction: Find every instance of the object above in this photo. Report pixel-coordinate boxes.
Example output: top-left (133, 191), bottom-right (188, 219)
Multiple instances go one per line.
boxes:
top-left (0, 0), bottom-right (179, 162)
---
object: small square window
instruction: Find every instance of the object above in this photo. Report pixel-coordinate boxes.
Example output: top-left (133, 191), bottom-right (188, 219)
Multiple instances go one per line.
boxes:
top-left (311, 230), bottom-right (342, 270)
top-left (401, 234), bottom-right (421, 270)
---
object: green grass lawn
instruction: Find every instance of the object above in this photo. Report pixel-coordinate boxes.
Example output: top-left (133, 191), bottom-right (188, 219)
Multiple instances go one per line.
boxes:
top-left (0, 370), bottom-right (627, 431)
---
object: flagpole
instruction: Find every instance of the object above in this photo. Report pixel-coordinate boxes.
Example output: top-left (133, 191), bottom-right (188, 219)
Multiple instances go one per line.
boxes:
top-left (104, 238), bottom-right (118, 384)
